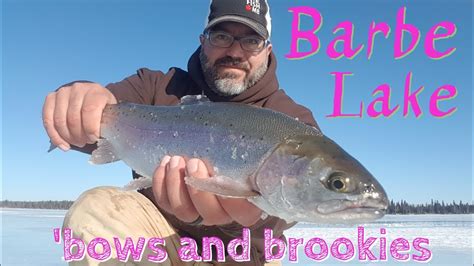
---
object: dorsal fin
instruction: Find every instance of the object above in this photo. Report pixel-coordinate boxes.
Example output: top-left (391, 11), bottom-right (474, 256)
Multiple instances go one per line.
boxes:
top-left (180, 94), bottom-right (210, 105)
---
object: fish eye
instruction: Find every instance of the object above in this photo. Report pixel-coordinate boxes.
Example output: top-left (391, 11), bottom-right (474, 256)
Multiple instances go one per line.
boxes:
top-left (332, 179), bottom-right (345, 190)
top-left (327, 173), bottom-right (350, 193)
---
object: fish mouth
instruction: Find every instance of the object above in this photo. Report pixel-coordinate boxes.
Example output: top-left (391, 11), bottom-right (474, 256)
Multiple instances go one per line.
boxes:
top-left (294, 201), bottom-right (386, 224)
top-left (317, 199), bottom-right (387, 217)
top-left (336, 206), bottom-right (386, 220)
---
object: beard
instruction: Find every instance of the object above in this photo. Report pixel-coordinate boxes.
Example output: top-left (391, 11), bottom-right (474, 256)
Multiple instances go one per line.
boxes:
top-left (199, 50), bottom-right (268, 97)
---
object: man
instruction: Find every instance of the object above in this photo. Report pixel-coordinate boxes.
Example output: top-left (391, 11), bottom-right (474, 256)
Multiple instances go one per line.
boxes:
top-left (43, 0), bottom-right (318, 265)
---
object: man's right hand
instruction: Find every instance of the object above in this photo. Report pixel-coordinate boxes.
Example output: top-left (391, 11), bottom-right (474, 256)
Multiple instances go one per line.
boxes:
top-left (42, 82), bottom-right (117, 151)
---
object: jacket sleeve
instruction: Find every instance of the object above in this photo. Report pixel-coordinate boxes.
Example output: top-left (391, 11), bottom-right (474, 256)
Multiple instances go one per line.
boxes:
top-left (105, 68), bottom-right (166, 105)
top-left (55, 68), bottom-right (164, 104)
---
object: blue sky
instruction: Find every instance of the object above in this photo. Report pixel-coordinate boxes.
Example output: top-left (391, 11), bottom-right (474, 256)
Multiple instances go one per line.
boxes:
top-left (2, 0), bottom-right (472, 204)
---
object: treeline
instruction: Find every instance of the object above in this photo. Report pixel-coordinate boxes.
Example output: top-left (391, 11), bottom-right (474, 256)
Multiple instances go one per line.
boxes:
top-left (1, 199), bottom-right (473, 214)
top-left (387, 199), bottom-right (473, 214)
top-left (0, 200), bottom-right (74, 210)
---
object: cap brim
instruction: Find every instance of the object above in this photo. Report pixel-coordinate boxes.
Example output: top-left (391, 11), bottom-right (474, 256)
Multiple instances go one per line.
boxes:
top-left (205, 15), bottom-right (268, 39)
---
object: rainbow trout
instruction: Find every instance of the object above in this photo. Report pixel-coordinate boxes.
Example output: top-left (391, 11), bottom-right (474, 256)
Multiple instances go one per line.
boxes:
top-left (90, 95), bottom-right (388, 223)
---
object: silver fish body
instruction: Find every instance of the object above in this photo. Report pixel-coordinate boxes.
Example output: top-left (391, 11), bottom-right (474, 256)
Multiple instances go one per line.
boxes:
top-left (92, 96), bottom-right (388, 223)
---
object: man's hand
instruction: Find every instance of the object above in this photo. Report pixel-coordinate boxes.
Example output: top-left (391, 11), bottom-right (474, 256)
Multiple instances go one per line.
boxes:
top-left (42, 82), bottom-right (117, 151)
top-left (152, 156), bottom-right (262, 227)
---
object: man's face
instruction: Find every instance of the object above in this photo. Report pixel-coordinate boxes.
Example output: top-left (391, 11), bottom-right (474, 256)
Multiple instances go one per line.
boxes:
top-left (199, 22), bottom-right (272, 96)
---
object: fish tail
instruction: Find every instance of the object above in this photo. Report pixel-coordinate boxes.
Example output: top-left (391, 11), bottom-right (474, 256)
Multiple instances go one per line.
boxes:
top-left (48, 142), bottom-right (57, 152)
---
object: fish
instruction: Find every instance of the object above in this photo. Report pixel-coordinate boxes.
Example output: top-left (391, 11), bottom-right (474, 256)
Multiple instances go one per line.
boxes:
top-left (89, 95), bottom-right (389, 223)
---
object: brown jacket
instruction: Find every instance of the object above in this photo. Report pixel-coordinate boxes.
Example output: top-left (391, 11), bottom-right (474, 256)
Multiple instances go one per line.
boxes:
top-left (81, 47), bottom-right (319, 264)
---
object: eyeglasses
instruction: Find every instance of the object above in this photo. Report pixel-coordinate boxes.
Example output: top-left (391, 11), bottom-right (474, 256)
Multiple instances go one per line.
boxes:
top-left (203, 31), bottom-right (268, 52)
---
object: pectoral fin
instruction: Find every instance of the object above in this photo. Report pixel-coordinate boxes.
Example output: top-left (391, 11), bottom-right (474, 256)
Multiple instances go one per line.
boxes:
top-left (89, 139), bottom-right (120, 164)
top-left (123, 176), bottom-right (152, 191)
top-left (184, 175), bottom-right (259, 198)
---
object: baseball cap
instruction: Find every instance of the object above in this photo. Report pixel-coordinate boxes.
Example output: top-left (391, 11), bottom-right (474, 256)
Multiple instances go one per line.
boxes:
top-left (204, 0), bottom-right (272, 40)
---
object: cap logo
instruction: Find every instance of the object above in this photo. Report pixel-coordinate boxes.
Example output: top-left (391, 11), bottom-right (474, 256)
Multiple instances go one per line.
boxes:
top-left (245, 0), bottom-right (260, 15)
